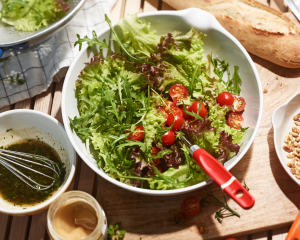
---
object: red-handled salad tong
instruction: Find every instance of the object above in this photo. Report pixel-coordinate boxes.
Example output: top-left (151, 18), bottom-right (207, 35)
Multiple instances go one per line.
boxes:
top-left (181, 135), bottom-right (255, 209)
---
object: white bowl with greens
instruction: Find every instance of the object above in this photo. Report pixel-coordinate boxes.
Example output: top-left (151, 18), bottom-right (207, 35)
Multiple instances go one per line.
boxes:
top-left (62, 8), bottom-right (263, 196)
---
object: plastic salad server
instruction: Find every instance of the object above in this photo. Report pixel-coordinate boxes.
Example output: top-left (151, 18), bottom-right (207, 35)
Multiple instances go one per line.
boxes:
top-left (180, 135), bottom-right (255, 209)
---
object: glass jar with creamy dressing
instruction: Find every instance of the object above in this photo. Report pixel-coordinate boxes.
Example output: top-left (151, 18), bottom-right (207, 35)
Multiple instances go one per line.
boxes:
top-left (47, 191), bottom-right (107, 240)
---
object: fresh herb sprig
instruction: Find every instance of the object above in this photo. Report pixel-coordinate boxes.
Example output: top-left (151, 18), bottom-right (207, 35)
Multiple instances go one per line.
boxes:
top-left (200, 186), bottom-right (240, 224)
top-left (108, 222), bottom-right (126, 240)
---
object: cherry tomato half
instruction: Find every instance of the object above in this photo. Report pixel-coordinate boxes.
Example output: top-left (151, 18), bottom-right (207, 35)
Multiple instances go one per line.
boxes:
top-left (151, 146), bottom-right (161, 166)
top-left (217, 92), bottom-right (234, 106)
top-left (179, 105), bottom-right (191, 119)
top-left (164, 100), bottom-right (176, 112)
top-left (166, 107), bottom-right (184, 130)
top-left (181, 196), bottom-right (200, 216)
top-left (169, 84), bottom-right (189, 103)
top-left (126, 125), bottom-right (145, 141)
top-left (232, 95), bottom-right (246, 112)
top-left (227, 112), bottom-right (244, 130)
top-left (189, 101), bottom-right (208, 118)
top-left (162, 130), bottom-right (175, 145)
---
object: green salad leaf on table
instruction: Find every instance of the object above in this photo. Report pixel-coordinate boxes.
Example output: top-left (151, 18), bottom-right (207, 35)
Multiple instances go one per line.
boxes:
top-left (70, 14), bottom-right (247, 190)
top-left (0, 0), bottom-right (70, 31)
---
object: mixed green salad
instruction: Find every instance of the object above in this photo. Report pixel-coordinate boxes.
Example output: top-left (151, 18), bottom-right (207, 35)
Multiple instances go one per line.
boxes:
top-left (0, 0), bottom-right (69, 31)
top-left (70, 14), bottom-right (248, 190)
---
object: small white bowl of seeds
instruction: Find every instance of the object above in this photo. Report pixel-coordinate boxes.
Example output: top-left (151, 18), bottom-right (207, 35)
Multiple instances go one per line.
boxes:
top-left (273, 92), bottom-right (300, 185)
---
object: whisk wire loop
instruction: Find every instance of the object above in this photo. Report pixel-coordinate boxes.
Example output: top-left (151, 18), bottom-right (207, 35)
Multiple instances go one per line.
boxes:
top-left (0, 149), bottom-right (62, 191)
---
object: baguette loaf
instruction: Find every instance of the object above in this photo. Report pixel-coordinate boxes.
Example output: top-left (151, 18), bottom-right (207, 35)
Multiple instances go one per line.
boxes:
top-left (163, 0), bottom-right (300, 68)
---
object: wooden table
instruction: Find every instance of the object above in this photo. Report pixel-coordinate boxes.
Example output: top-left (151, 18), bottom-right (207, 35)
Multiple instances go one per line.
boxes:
top-left (0, 0), bottom-right (299, 239)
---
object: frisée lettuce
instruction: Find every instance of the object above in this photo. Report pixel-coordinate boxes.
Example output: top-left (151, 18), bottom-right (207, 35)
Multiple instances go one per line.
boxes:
top-left (70, 14), bottom-right (246, 190)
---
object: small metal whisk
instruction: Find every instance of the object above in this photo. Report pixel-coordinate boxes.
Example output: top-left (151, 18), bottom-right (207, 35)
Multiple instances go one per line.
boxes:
top-left (0, 149), bottom-right (62, 191)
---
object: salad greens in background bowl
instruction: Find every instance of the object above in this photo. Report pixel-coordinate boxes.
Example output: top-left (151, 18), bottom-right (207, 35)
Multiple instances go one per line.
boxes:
top-left (62, 8), bottom-right (263, 196)
top-left (0, 0), bottom-right (86, 49)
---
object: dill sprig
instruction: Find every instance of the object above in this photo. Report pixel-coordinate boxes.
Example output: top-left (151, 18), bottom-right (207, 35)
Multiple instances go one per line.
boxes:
top-left (200, 186), bottom-right (240, 224)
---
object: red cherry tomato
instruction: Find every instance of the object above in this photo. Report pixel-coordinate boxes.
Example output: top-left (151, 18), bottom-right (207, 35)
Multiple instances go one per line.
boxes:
top-left (227, 112), bottom-right (244, 130)
top-left (232, 95), bottom-right (246, 112)
top-left (162, 130), bottom-right (175, 145)
top-left (181, 196), bottom-right (200, 216)
top-left (179, 105), bottom-right (191, 119)
top-left (217, 92), bottom-right (234, 106)
top-left (166, 107), bottom-right (184, 130)
top-left (189, 101), bottom-right (208, 118)
top-left (151, 146), bottom-right (161, 166)
top-left (126, 125), bottom-right (145, 141)
top-left (164, 100), bottom-right (176, 112)
top-left (169, 84), bottom-right (189, 103)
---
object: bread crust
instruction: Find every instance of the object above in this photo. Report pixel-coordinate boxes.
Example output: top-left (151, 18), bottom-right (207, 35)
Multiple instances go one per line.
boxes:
top-left (163, 0), bottom-right (300, 68)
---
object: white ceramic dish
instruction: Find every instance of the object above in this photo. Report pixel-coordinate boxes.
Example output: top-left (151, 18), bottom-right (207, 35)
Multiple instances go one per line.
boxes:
top-left (272, 92), bottom-right (300, 186)
top-left (0, 109), bottom-right (76, 215)
top-left (62, 8), bottom-right (263, 196)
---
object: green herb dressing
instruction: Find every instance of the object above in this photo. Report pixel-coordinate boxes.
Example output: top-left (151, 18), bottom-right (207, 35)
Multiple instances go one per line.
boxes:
top-left (0, 140), bottom-right (66, 206)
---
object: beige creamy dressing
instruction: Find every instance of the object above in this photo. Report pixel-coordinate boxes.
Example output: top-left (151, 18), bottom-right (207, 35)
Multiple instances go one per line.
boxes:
top-left (53, 201), bottom-right (98, 240)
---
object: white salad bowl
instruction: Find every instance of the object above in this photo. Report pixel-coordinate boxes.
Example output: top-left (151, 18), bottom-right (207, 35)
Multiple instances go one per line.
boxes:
top-left (272, 92), bottom-right (300, 186)
top-left (62, 8), bottom-right (263, 196)
top-left (0, 110), bottom-right (76, 215)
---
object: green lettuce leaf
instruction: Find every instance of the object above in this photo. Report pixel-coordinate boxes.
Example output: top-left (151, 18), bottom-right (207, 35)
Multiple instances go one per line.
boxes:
top-left (116, 14), bottom-right (160, 57)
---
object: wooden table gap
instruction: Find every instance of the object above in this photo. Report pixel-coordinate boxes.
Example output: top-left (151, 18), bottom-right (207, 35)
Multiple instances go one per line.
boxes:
top-left (68, 154), bottom-right (83, 191)
top-left (15, 98), bottom-right (32, 110)
top-left (50, 80), bottom-right (64, 125)
top-left (77, 161), bottom-right (96, 194)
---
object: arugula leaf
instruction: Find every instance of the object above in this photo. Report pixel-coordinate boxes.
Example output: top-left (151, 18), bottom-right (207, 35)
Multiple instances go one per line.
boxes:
top-left (74, 30), bottom-right (111, 51)
top-left (227, 66), bottom-right (242, 95)
top-left (211, 55), bottom-right (242, 95)
top-left (182, 103), bottom-right (203, 123)
top-left (211, 55), bottom-right (230, 84)
top-left (152, 166), bottom-right (176, 184)
top-left (117, 141), bottom-right (146, 152)
top-left (189, 65), bottom-right (198, 94)
top-left (151, 149), bottom-right (173, 159)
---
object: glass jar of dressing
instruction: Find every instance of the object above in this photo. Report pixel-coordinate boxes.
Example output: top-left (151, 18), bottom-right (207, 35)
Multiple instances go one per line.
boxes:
top-left (47, 191), bottom-right (107, 240)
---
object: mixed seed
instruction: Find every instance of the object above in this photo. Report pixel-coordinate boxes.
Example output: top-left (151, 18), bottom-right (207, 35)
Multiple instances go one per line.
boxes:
top-left (283, 113), bottom-right (300, 179)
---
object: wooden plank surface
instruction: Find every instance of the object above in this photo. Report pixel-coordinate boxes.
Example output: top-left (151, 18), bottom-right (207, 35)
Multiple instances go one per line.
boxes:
top-left (0, 0), bottom-right (298, 239)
